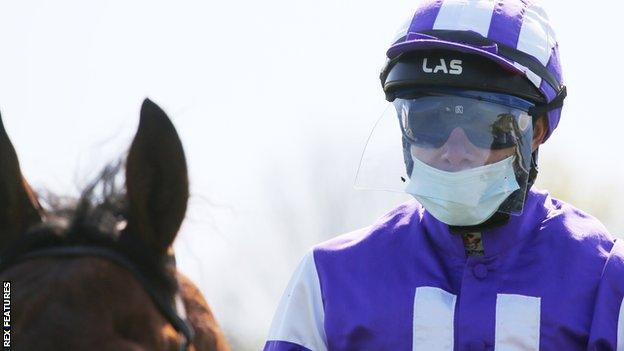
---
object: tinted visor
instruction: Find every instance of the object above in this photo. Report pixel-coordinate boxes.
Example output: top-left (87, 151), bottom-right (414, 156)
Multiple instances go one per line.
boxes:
top-left (395, 90), bottom-right (533, 150)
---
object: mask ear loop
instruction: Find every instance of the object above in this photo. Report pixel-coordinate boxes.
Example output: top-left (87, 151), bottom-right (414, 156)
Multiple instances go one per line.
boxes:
top-left (528, 149), bottom-right (540, 187)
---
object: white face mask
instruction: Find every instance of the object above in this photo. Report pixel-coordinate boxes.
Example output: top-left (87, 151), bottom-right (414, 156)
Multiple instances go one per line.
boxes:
top-left (405, 155), bottom-right (520, 226)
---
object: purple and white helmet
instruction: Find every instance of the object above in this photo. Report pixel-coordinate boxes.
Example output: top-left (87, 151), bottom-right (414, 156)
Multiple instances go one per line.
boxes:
top-left (381, 0), bottom-right (565, 142)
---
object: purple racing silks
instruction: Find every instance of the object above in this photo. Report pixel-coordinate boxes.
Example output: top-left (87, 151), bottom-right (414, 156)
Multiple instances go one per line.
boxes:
top-left (265, 189), bottom-right (614, 350)
top-left (588, 240), bottom-right (624, 350)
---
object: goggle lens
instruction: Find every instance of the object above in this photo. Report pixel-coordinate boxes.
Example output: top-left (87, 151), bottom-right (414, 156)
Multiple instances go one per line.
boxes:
top-left (395, 93), bottom-right (533, 150)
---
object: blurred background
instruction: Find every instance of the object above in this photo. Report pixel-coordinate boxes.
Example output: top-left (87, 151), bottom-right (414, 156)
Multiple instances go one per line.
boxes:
top-left (0, 0), bottom-right (622, 349)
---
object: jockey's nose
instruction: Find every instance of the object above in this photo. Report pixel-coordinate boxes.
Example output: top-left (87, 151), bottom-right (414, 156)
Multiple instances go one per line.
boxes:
top-left (439, 127), bottom-right (482, 171)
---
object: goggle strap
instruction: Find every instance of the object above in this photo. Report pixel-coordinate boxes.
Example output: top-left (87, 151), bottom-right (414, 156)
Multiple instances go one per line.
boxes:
top-left (528, 86), bottom-right (567, 117)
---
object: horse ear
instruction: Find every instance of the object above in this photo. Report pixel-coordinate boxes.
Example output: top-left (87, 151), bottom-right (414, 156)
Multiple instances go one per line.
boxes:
top-left (125, 99), bottom-right (189, 257)
top-left (0, 113), bottom-right (43, 252)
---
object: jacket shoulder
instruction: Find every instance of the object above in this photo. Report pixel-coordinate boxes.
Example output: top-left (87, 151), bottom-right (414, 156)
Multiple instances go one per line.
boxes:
top-left (536, 189), bottom-right (614, 249)
top-left (313, 200), bottom-right (422, 254)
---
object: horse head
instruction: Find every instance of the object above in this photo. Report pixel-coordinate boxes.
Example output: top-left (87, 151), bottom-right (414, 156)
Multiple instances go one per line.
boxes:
top-left (0, 99), bottom-right (229, 351)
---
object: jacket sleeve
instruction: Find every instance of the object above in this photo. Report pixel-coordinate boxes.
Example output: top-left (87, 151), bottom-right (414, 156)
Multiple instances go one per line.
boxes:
top-left (588, 239), bottom-right (624, 351)
top-left (263, 250), bottom-right (328, 351)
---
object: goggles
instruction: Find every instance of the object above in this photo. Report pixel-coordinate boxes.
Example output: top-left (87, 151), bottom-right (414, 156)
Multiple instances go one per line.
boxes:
top-left (394, 89), bottom-right (534, 150)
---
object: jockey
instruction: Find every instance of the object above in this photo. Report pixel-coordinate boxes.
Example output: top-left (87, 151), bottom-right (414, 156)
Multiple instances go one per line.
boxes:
top-left (264, 1), bottom-right (615, 350)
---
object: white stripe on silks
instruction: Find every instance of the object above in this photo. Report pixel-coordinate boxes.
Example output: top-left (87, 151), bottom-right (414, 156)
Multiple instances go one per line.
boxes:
top-left (513, 62), bottom-right (543, 88)
top-left (495, 294), bottom-right (541, 351)
top-left (412, 286), bottom-right (456, 351)
top-left (515, 2), bottom-right (557, 66)
top-left (267, 251), bottom-right (328, 351)
top-left (433, 0), bottom-right (497, 38)
top-left (617, 297), bottom-right (624, 351)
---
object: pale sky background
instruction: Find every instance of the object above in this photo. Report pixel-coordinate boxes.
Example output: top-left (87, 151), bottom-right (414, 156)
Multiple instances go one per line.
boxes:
top-left (0, 1), bottom-right (622, 348)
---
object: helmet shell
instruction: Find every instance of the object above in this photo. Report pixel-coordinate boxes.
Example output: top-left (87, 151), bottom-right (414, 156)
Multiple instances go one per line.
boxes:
top-left (385, 0), bottom-right (563, 142)
top-left (383, 49), bottom-right (545, 103)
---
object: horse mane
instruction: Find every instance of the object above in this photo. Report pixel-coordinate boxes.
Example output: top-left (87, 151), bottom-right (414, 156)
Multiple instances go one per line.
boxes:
top-left (1, 160), bottom-right (178, 298)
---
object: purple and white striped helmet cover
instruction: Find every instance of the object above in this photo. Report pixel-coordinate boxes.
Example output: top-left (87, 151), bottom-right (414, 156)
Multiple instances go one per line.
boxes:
top-left (387, 0), bottom-right (563, 141)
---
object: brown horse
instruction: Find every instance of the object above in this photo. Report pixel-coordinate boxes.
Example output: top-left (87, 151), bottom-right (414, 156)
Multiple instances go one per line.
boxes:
top-left (0, 99), bottom-right (230, 351)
